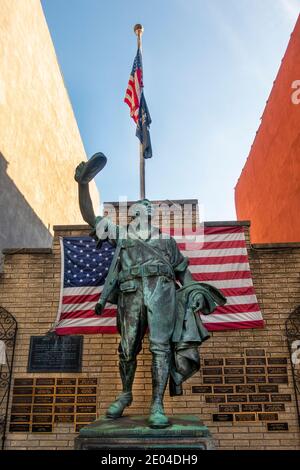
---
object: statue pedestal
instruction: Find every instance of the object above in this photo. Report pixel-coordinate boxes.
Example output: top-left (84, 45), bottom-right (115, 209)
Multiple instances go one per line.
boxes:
top-left (74, 415), bottom-right (215, 450)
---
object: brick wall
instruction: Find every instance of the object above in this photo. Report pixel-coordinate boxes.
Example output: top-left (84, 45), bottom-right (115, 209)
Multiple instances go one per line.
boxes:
top-left (0, 205), bottom-right (299, 449)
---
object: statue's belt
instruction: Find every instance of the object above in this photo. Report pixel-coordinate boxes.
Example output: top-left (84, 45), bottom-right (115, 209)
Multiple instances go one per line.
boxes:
top-left (118, 264), bottom-right (174, 283)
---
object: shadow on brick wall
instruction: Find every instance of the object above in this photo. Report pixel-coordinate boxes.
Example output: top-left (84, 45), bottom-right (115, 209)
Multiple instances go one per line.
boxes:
top-left (0, 152), bottom-right (52, 270)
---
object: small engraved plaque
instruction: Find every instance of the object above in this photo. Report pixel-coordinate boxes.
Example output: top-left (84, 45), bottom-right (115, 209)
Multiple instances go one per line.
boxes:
top-left (258, 413), bottom-right (278, 421)
top-left (225, 358), bottom-right (245, 366)
top-left (268, 376), bottom-right (288, 384)
top-left (76, 414), bottom-right (96, 423)
top-left (78, 378), bottom-right (98, 385)
top-left (55, 396), bottom-right (75, 404)
top-left (55, 415), bottom-right (75, 424)
top-left (14, 378), bottom-right (34, 386)
top-left (34, 396), bottom-right (53, 404)
top-left (192, 386), bottom-right (212, 394)
top-left (264, 404), bottom-right (285, 412)
top-left (76, 405), bottom-right (97, 414)
top-left (204, 359), bottom-right (224, 366)
top-left (271, 394), bottom-right (291, 402)
top-left (259, 385), bottom-right (279, 393)
top-left (13, 387), bottom-right (33, 395)
top-left (213, 414), bottom-right (233, 422)
top-left (205, 395), bottom-right (226, 404)
top-left (268, 358), bottom-right (287, 365)
top-left (235, 414), bottom-right (256, 422)
top-left (236, 385), bottom-right (256, 394)
top-left (224, 367), bottom-right (244, 375)
top-left (267, 367), bottom-right (287, 375)
top-left (267, 423), bottom-right (289, 432)
top-left (202, 368), bottom-right (223, 376)
top-left (9, 423), bottom-right (30, 432)
top-left (246, 358), bottom-right (266, 365)
top-left (56, 387), bottom-right (76, 395)
top-left (32, 415), bottom-right (53, 424)
top-left (77, 387), bottom-right (97, 395)
top-left (219, 405), bottom-right (240, 413)
top-left (32, 405), bottom-right (53, 414)
top-left (35, 378), bottom-right (55, 386)
top-left (227, 395), bottom-right (247, 403)
top-left (56, 378), bottom-right (77, 386)
top-left (225, 376), bottom-right (245, 384)
top-left (246, 367), bottom-right (265, 375)
top-left (76, 396), bottom-right (97, 404)
top-left (12, 396), bottom-right (33, 404)
top-left (242, 404), bottom-right (262, 412)
top-left (214, 386), bottom-right (234, 394)
top-left (10, 414), bottom-right (31, 423)
top-left (54, 405), bottom-right (75, 414)
top-left (34, 387), bottom-right (54, 395)
top-left (32, 424), bottom-right (53, 433)
top-left (11, 405), bottom-right (32, 414)
top-left (203, 377), bottom-right (223, 384)
top-left (246, 376), bottom-right (266, 384)
top-left (249, 394), bottom-right (270, 402)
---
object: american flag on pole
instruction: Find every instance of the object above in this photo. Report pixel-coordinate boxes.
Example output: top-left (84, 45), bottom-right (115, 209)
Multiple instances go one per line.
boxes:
top-left (54, 225), bottom-right (264, 335)
top-left (124, 48), bottom-right (152, 159)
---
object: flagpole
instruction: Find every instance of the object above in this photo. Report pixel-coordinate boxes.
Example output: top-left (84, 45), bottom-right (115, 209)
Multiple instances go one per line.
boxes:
top-left (134, 23), bottom-right (145, 200)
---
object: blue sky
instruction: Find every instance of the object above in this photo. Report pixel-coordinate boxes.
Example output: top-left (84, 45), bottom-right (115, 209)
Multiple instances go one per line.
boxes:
top-left (41, 0), bottom-right (300, 221)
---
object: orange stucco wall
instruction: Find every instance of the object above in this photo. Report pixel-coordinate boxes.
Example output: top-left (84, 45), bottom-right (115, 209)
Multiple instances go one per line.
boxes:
top-left (235, 16), bottom-right (300, 244)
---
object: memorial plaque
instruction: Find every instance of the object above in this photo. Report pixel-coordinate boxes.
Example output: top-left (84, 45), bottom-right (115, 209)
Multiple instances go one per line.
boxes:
top-left (246, 367), bottom-right (265, 375)
top-left (202, 368), bottom-right (223, 376)
top-left (54, 405), bottom-right (75, 414)
top-left (268, 358), bottom-right (287, 365)
top-left (55, 415), bottom-right (75, 424)
top-left (267, 423), bottom-right (289, 432)
top-left (225, 358), bottom-right (245, 366)
top-left (249, 394), bottom-right (270, 402)
top-left (11, 405), bottom-right (32, 414)
top-left (13, 387), bottom-right (33, 395)
top-left (224, 367), bottom-right (244, 375)
top-left (35, 378), bottom-right (55, 386)
top-left (76, 396), bottom-right (97, 404)
top-left (219, 405), bottom-right (240, 413)
top-left (225, 376), bottom-right (245, 384)
top-left (10, 414), bottom-right (31, 423)
top-left (32, 424), bottom-right (53, 433)
top-left (77, 386), bottom-right (97, 395)
top-left (242, 404), bottom-right (262, 412)
top-left (9, 424), bottom-right (30, 433)
top-left (192, 386), bottom-right (212, 394)
top-left (227, 394), bottom-right (247, 403)
top-left (56, 386), bottom-right (76, 395)
top-left (12, 396), bottom-right (32, 404)
top-left (236, 385), bottom-right (256, 394)
top-left (35, 387), bottom-right (54, 395)
top-left (235, 414), bottom-right (255, 422)
top-left (14, 378), bottom-right (34, 386)
top-left (264, 404), bottom-right (285, 412)
top-left (259, 385), bottom-right (279, 393)
top-left (57, 378), bottom-right (77, 386)
top-left (205, 395), bottom-right (226, 404)
top-left (246, 376), bottom-right (266, 384)
top-left (55, 396), bottom-right (75, 404)
top-left (76, 414), bottom-right (96, 423)
top-left (78, 378), bottom-right (98, 385)
top-left (267, 367), bottom-right (287, 375)
top-left (246, 349), bottom-right (265, 357)
top-left (268, 376), bottom-right (288, 384)
top-left (33, 405), bottom-right (53, 414)
top-left (258, 413), bottom-right (278, 421)
top-left (271, 394), bottom-right (291, 402)
top-left (213, 414), bottom-right (233, 422)
top-left (76, 405), bottom-right (97, 414)
top-left (32, 414), bottom-right (53, 424)
top-left (28, 335), bottom-right (83, 373)
top-left (246, 357), bottom-right (266, 366)
top-left (203, 377), bottom-right (223, 384)
top-left (214, 386), bottom-right (234, 394)
top-left (34, 396), bottom-right (53, 404)
top-left (204, 359), bottom-right (224, 366)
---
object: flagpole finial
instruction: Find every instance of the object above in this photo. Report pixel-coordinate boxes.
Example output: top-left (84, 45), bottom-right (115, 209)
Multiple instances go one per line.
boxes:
top-left (134, 24), bottom-right (144, 49)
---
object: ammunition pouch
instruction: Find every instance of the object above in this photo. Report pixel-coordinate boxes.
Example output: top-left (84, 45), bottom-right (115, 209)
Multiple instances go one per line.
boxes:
top-left (118, 264), bottom-right (174, 283)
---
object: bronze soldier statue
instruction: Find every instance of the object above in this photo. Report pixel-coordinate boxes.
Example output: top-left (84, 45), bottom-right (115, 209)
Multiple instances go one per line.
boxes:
top-left (75, 155), bottom-right (226, 428)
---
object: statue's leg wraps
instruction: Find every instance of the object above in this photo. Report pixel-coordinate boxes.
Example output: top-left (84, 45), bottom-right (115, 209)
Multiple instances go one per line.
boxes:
top-left (148, 344), bottom-right (171, 428)
top-left (106, 355), bottom-right (137, 419)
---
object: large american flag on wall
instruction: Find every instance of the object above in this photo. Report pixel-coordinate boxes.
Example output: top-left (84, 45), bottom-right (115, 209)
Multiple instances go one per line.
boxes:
top-left (54, 225), bottom-right (264, 335)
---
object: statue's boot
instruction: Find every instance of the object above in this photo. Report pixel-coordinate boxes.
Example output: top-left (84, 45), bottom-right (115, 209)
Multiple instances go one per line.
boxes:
top-left (106, 359), bottom-right (136, 419)
top-left (148, 353), bottom-right (171, 428)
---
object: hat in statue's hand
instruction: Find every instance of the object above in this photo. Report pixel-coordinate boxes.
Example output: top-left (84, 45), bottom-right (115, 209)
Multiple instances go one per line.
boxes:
top-left (74, 153), bottom-right (107, 184)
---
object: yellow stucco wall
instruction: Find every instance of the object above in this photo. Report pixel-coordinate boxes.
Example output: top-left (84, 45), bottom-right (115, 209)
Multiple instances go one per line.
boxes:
top-left (0, 0), bottom-right (99, 248)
